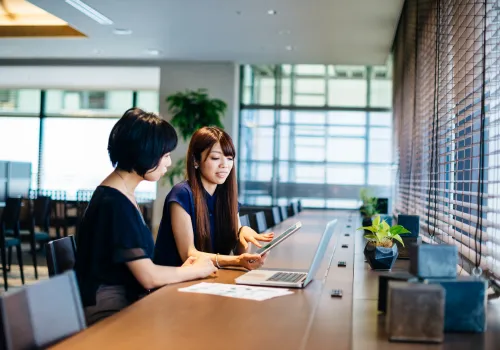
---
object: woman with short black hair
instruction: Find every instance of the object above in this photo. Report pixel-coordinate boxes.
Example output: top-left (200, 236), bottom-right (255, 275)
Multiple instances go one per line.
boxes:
top-left (75, 108), bottom-right (216, 326)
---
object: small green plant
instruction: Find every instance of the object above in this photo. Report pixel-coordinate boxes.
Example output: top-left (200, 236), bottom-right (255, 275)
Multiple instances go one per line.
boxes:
top-left (357, 215), bottom-right (411, 248)
top-left (359, 188), bottom-right (378, 218)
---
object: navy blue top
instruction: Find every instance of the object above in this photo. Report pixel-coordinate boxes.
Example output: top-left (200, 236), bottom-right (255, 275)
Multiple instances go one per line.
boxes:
top-left (154, 181), bottom-right (218, 267)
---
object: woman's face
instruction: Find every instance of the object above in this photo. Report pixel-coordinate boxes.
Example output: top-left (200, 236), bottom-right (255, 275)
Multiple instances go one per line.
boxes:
top-left (144, 153), bottom-right (172, 182)
top-left (198, 143), bottom-right (234, 185)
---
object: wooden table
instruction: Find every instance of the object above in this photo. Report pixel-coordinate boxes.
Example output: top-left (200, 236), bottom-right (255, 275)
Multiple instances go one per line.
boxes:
top-left (51, 210), bottom-right (356, 350)
top-left (51, 210), bottom-right (500, 349)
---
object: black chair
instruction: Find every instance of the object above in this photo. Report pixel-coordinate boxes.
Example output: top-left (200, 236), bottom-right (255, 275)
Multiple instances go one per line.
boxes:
top-left (297, 200), bottom-right (303, 212)
top-left (250, 211), bottom-right (268, 233)
top-left (271, 207), bottom-right (282, 226)
top-left (46, 236), bottom-right (77, 277)
top-left (239, 214), bottom-right (250, 228)
top-left (288, 202), bottom-right (299, 217)
top-left (0, 270), bottom-right (86, 349)
top-left (280, 206), bottom-right (288, 221)
top-left (23, 196), bottom-right (52, 280)
top-left (0, 198), bottom-right (25, 291)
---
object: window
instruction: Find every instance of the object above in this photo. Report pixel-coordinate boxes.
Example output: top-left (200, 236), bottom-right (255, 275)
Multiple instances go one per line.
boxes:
top-left (137, 91), bottom-right (160, 113)
top-left (239, 64), bottom-right (393, 207)
top-left (46, 90), bottom-right (133, 116)
top-left (40, 118), bottom-right (156, 198)
top-left (0, 90), bottom-right (17, 108)
top-left (0, 89), bottom-right (41, 114)
top-left (0, 117), bottom-right (40, 188)
top-left (393, 0), bottom-right (500, 283)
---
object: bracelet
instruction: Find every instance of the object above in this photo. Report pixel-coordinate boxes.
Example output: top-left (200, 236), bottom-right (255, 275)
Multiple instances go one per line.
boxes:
top-left (215, 253), bottom-right (221, 269)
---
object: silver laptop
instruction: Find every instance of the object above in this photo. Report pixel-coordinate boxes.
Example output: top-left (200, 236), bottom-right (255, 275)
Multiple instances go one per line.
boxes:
top-left (235, 219), bottom-right (337, 289)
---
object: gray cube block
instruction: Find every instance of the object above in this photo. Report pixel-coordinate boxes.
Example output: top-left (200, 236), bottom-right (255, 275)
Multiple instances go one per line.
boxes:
top-left (387, 281), bottom-right (445, 343)
top-left (425, 276), bottom-right (487, 332)
top-left (409, 244), bottom-right (457, 279)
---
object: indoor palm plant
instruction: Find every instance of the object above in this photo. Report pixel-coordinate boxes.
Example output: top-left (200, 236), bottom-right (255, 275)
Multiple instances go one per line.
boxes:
top-left (357, 215), bottom-right (410, 270)
top-left (164, 89), bottom-right (227, 186)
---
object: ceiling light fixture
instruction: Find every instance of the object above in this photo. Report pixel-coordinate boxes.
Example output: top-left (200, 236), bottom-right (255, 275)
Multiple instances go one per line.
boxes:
top-left (64, 0), bottom-right (113, 25)
top-left (146, 49), bottom-right (161, 56)
top-left (267, 10), bottom-right (277, 15)
top-left (285, 45), bottom-right (294, 51)
top-left (113, 28), bottom-right (132, 35)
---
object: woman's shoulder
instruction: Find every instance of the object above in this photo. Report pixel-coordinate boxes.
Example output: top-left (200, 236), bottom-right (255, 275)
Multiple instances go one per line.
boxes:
top-left (167, 181), bottom-right (193, 198)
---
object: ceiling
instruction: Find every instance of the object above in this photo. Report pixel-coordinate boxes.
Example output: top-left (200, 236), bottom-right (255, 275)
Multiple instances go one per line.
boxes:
top-left (0, 0), bottom-right (404, 65)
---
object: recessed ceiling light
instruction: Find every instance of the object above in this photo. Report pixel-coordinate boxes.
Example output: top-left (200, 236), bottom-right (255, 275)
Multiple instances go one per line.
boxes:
top-left (146, 49), bottom-right (161, 56)
top-left (279, 30), bottom-right (291, 35)
top-left (268, 10), bottom-right (277, 15)
top-left (285, 45), bottom-right (294, 51)
top-left (65, 0), bottom-right (113, 25)
top-left (92, 49), bottom-right (102, 54)
top-left (113, 28), bottom-right (132, 35)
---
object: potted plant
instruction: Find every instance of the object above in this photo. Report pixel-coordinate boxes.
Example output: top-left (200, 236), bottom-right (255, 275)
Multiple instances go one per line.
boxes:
top-left (357, 215), bottom-right (410, 270)
top-left (359, 188), bottom-right (378, 227)
top-left (164, 89), bottom-right (227, 186)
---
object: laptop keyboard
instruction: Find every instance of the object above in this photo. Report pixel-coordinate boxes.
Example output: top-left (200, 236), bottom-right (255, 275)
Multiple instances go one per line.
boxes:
top-left (267, 272), bottom-right (307, 283)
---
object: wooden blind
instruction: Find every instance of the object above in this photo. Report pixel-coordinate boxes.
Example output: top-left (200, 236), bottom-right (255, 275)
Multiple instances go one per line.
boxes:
top-left (393, 0), bottom-right (500, 285)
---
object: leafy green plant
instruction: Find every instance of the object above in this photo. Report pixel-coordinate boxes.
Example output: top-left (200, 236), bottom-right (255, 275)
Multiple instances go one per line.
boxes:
top-left (164, 89), bottom-right (227, 186)
top-left (357, 215), bottom-right (410, 247)
top-left (359, 188), bottom-right (378, 218)
top-left (167, 89), bottom-right (226, 141)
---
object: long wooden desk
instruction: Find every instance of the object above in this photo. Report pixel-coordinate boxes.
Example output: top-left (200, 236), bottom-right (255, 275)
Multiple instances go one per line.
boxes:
top-left (51, 210), bottom-right (500, 349)
top-left (51, 210), bottom-right (355, 350)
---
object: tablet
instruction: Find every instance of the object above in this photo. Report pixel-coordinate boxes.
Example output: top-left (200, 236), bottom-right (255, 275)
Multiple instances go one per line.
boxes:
top-left (256, 221), bottom-right (302, 255)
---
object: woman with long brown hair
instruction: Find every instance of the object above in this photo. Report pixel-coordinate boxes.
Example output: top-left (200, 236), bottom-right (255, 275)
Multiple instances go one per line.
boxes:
top-left (154, 126), bottom-right (273, 269)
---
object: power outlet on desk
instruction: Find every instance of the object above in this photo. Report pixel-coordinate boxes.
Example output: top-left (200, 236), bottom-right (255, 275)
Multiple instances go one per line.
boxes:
top-left (341, 244), bottom-right (348, 248)
top-left (338, 261), bottom-right (347, 267)
top-left (330, 289), bottom-right (343, 298)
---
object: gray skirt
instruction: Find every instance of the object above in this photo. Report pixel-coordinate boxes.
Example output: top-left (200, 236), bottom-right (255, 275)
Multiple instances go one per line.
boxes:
top-left (84, 285), bottom-right (130, 326)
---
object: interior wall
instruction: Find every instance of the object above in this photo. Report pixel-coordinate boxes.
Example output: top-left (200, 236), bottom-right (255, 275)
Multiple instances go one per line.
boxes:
top-left (153, 61), bottom-right (240, 235)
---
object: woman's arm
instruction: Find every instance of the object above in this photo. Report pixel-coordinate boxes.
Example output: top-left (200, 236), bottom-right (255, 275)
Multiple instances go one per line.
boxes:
top-left (126, 256), bottom-right (216, 290)
top-left (170, 202), bottom-right (262, 269)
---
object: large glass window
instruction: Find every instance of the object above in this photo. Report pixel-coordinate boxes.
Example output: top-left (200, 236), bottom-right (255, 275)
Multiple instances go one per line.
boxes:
top-left (41, 118), bottom-right (156, 197)
top-left (0, 89), bottom-right (159, 199)
top-left (0, 89), bottom-right (41, 114)
top-left (0, 117), bottom-right (40, 188)
top-left (239, 63), bottom-right (393, 208)
top-left (45, 90), bottom-right (133, 117)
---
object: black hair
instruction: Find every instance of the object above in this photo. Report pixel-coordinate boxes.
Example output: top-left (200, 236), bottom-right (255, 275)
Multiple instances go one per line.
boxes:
top-left (108, 108), bottom-right (178, 177)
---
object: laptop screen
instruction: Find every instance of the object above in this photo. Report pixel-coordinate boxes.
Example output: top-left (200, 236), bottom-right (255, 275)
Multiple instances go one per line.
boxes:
top-left (303, 219), bottom-right (337, 286)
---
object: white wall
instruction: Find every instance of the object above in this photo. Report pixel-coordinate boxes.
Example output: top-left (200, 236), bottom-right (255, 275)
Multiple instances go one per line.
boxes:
top-left (0, 66), bottom-right (160, 90)
top-left (153, 62), bottom-right (240, 234)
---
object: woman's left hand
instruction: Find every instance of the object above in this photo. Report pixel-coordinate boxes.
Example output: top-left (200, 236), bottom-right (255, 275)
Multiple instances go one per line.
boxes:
top-left (239, 226), bottom-right (274, 250)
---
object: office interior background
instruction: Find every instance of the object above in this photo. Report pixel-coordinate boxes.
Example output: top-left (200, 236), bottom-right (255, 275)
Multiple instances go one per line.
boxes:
top-left (1, 0), bottom-right (500, 348)
top-left (1, 0), bottom-right (499, 285)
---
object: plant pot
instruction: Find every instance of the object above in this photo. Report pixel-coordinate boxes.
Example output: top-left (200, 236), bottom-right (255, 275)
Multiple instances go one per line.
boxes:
top-left (362, 217), bottom-right (373, 227)
top-left (364, 242), bottom-right (398, 270)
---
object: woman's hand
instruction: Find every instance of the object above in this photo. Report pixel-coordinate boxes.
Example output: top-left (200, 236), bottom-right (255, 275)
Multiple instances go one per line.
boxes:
top-left (181, 256), bottom-right (217, 278)
top-left (237, 253), bottom-right (265, 270)
top-left (239, 226), bottom-right (274, 250)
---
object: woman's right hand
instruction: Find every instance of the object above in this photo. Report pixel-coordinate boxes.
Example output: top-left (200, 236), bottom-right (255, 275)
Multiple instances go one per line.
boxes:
top-left (237, 253), bottom-right (264, 270)
top-left (182, 256), bottom-right (217, 278)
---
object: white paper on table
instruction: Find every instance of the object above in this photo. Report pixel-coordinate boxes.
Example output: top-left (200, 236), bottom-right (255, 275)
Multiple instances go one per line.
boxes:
top-left (178, 282), bottom-right (294, 301)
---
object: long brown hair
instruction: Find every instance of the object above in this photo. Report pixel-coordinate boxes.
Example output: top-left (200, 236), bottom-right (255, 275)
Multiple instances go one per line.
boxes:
top-left (186, 127), bottom-right (238, 253)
